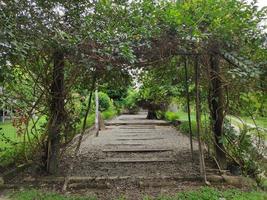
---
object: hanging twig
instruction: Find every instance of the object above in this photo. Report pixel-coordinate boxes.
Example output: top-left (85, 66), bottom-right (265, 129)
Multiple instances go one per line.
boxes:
top-left (95, 82), bottom-right (100, 137)
top-left (203, 109), bottom-right (210, 156)
top-left (184, 56), bottom-right (194, 162)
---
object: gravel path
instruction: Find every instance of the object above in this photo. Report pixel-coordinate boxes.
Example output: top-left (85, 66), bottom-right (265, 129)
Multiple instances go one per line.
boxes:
top-left (62, 112), bottom-right (202, 178)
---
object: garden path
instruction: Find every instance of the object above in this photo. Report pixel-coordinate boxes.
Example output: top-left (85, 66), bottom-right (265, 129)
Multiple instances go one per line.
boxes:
top-left (67, 111), bottom-right (201, 178)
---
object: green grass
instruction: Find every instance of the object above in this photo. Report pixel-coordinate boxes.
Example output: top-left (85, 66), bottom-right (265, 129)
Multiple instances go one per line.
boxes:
top-left (164, 111), bottom-right (209, 137)
top-left (9, 187), bottom-right (267, 200)
top-left (241, 116), bottom-right (267, 129)
top-left (0, 121), bottom-right (19, 147)
top-left (166, 110), bottom-right (267, 130)
top-left (227, 116), bottom-right (267, 130)
top-left (227, 115), bottom-right (267, 140)
top-left (0, 121), bottom-right (32, 167)
top-left (165, 111), bottom-right (266, 138)
top-left (165, 111), bottom-right (196, 122)
top-left (10, 189), bottom-right (97, 200)
top-left (0, 116), bottom-right (47, 148)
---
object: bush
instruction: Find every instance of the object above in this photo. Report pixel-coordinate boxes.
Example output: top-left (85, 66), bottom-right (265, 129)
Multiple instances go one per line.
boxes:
top-left (164, 111), bottom-right (180, 122)
top-left (98, 92), bottom-right (112, 112)
top-left (102, 106), bottom-right (117, 119)
top-left (178, 120), bottom-right (198, 137)
top-left (223, 119), bottom-right (266, 179)
top-left (123, 89), bottom-right (139, 113)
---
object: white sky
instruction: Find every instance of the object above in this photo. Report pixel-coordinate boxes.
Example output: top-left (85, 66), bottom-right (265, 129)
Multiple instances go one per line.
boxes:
top-left (247, 0), bottom-right (267, 8)
top-left (257, 0), bottom-right (267, 8)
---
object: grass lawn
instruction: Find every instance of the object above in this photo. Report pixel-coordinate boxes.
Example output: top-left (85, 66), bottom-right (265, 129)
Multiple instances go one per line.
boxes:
top-left (164, 110), bottom-right (196, 122)
top-left (0, 119), bottom-right (46, 167)
top-left (166, 110), bottom-right (267, 130)
top-left (0, 121), bottom-right (20, 147)
top-left (0, 116), bottom-right (47, 149)
top-left (0, 109), bottom-right (117, 140)
top-left (9, 187), bottom-right (267, 200)
top-left (241, 116), bottom-right (267, 129)
top-left (227, 115), bottom-right (267, 129)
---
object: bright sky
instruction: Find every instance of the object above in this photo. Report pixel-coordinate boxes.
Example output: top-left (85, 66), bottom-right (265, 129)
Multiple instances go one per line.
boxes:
top-left (257, 0), bottom-right (267, 8)
top-left (247, 0), bottom-right (267, 8)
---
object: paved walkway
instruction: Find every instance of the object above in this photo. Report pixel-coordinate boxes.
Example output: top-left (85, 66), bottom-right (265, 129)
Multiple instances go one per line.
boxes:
top-left (67, 112), bottom-right (200, 178)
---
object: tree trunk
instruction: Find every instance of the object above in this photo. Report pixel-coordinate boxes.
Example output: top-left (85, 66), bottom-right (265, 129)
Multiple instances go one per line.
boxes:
top-left (209, 53), bottom-right (227, 169)
top-left (47, 51), bottom-right (65, 174)
top-left (147, 109), bottom-right (157, 119)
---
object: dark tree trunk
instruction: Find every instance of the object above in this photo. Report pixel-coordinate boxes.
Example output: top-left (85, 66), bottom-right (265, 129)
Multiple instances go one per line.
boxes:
top-left (147, 109), bottom-right (157, 119)
top-left (46, 51), bottom-right (65, 174)
top-left (209, 53), bottom-right (227, 169)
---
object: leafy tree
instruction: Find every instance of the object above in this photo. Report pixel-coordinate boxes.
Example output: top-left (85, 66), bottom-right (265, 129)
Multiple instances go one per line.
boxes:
top-left (138, 58), bottom-right (181, 119)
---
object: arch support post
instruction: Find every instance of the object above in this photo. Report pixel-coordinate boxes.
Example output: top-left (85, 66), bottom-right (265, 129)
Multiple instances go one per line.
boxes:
top-left (194, 56), bottom-right (207, 182)
top-left (95, 83), bottom-right (99, 137)
top-left (209, 53), bottom-right (227, 169)
top-left (183, 56), bottom-right (194, 161)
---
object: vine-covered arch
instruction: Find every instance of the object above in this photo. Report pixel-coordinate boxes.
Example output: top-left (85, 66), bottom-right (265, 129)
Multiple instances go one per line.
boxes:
top-left (0, 0), bottom-right (266, 179)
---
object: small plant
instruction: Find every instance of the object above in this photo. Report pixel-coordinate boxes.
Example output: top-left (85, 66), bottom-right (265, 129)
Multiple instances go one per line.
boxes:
top-left (123, 89), bottom-right (139, 114)
top-left (223, 119), bottom-right (266, 181)
top-left (178, 121), bottom-right (198, 137)
top-left (98, 92), bottom-right (112, 112)
top-left (164, 111), bottom-right (180, 122)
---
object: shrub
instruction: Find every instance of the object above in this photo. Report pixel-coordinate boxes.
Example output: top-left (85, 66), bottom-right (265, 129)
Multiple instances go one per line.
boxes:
top-left (178, 120), bottom-right (198, 137)
top-left (98, 92), bottom-right (111, 112)
top-left (102, 106), bottom-right (117, 119)
top-left (223, 119), bottom-right (266, 179)
top-left (123, 89), bottom-right (139, 113)
top-left (164, 111), bottom-right (180, 122)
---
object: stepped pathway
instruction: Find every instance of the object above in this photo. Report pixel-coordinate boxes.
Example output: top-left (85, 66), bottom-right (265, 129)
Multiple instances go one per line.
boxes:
top-left (65, 112), bottom-right (201, 179)
top-left (2, 112), bottom-right (246, 200)
top-left (4, 112), bottom-right (215, 200)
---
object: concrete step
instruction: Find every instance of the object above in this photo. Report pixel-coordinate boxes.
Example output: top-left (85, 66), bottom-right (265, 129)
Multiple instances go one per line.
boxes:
top-left (105, 121), bottom-right (170, 126)
top-left (96, 158), bottom-right (176, 163)
top-left (116, 137), bottom-right (165, 141)
top-left (102, 148), bottom-right (173, 153)
top-left (104, 143), bottom-right (145, 146)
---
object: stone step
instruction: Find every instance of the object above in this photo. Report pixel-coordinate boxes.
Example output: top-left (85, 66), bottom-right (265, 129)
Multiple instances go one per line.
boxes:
top-left (115, 134), bottom-right (138, 137)
top-left (4, 175), bottom-right (254, 190)
top-left (104, 143), bottom-right (145, 146)
top-left (116, 137), bottom-right (165, 141)
top-left (117, 127), bottom-right (155, 129)
top-left (96, 158), bottom-right (176, 163)
top-left (20, 175), bottom-right (201, 184)
top-left (102, 148), bottom-right (173, 153)
top-left (105, 121), bottom-right (170, 126)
